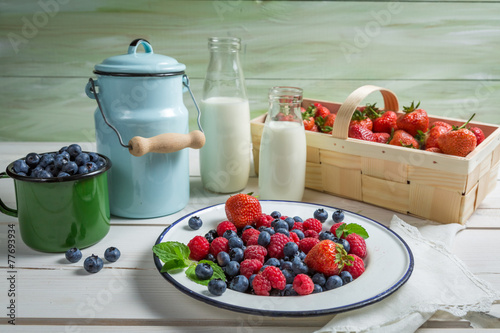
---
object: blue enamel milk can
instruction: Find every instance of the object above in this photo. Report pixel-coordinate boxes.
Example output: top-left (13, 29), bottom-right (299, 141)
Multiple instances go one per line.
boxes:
top-left (85, 39), bottom-right (205, 218)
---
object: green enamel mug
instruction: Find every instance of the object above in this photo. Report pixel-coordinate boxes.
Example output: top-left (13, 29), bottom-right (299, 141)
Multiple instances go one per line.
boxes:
top-left (0, 153), bottom-right (112, 253)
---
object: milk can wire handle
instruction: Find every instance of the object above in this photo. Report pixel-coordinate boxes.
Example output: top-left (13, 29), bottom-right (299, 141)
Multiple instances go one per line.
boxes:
top-left (87, 78), bottom-right (130, 148)
top-left (183, 74), bottom-right (204, 133)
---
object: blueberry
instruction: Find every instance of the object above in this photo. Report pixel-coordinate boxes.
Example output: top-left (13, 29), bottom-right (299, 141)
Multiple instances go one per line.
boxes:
top-left (39, 154), bottom-right (54, 168)
top-left (83, 254), bottom-right (104, 273)
top-left (292, 260), bottom-right (308, 275)
top-left (223, 230), bottom-right (237, 240)
top-left (195, 263), bottom-right (214, 280)
top-left (75, 153), bottom-right (90, 166)
top-left (25, 153), bottom-right (40, 168)
top-left (207, 278), bottom-right (226, 296)
top-left (281, 261), bottom-right (293, 270)
top-left (104, 247), bottom-right (121, 262)
top-left (67, 144), bottom-right (82, 159)
top-left (224, 261), bottom-right (240, 276)
top-left (297, 251), bottom-right (306, 260)
top-left (275, 228), bottom-right (289, 237)
top-left (263, 227), bottom-right (275, 235)
top-left (284, 217), bottom-right (295, 230)
top-left (248, 274), bottom-right (257, 288)
top-left (274, 220), bottom-right (289, 231)
top-left (313, 208), bottom-right (328, 223)
top-left (313, 284), bottom-right (324, 293)
top-left (37, 169), bottom-right (53, 178)
top-left (59, 146), bottom-right (68, 154)
top-left (57, 171), bottom-right (71, 178)
top-left (241, 225), bottom-right (253, 232)
top-left (216, 251), bottom-right (230, 266)
top-left (290, 229), bottom-right (304, 240)
top-left (265, 257), bottom-right (280, 267)
top-left (206, 253), bottom-right (216, 262)
top-left (65, 247), bottom-right (82, 263)
top-left (270, 211), bottom-right (281, 219)
top-left (283, 242), bottom-right (299, 258)
top-left (54, 155), bottom-right (69, 169)
top-left (257, 230), bottom-right (271, 247)
top-left (319, 231), bottom-right (337, 242)
top-left (78, 165), bottom-right (89, 174)
top-left (293, 216), bottom-right (303, 222)
top-left (88, 152), bottom-right (100, 163)
top-left (325, 275), bottom-right (343, 290)
top-left (228, 236), bottom-right (244, 249)
top-left (340, 271), bottom-right (353, 284)
top-left (229, 275), bottom-right (249, 292)
top-left (205, 229), bottom-right (218, 243)
top-left (96, 157), bottom-right (106, 169)
top-left (82, 162), bottom-right (98, 173)
top-left (229, 248), bottom-right (244, 262)
top-left (283, 284), bottom-right (298, 296)
top-left (45, 164), bottom-right (60, 177)
top-left (312, 273), bottom-right (326, 286)
top-left (188, 216), bottom-right (203, 230)
top-left (338, 238), bottom-right (350, 253)
top-left (62, 161), bottom-right (78, 175)
top-left (332, 209), bottom-right (345, 223)
top-left (281, 268), bottom-right (295, 284)
top-left (13, 159), bottom-right (29, 174)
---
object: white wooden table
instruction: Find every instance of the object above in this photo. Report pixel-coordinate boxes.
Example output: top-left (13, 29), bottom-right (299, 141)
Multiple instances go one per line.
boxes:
top-left (1, 142), bottom-right (499, 332)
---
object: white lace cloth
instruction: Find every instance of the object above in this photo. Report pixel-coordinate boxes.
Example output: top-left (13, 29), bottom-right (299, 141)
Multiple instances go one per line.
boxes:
top-left (315, 215), bottom-right (500, 333)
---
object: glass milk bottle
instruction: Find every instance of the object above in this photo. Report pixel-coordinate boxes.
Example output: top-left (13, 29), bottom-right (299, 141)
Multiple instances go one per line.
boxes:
top-left (259, 87), bottom-right (306, 201)
top-left (199, 37), bottom-right (251, 193)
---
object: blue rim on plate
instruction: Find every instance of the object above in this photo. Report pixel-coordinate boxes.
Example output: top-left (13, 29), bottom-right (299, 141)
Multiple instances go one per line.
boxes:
top-left (153, 200), bottom-right (414, 317)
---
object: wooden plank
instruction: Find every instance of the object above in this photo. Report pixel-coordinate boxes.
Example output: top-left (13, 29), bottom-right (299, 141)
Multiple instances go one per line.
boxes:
top-left (305, 162), bottom-right (323, 191)
top-left (361, 157), bottom-right (408, 184)
top-left (361, 174), bottom-right (409, 213)
top-left (408, 166), bottom-right (467, 193)
top-left (321, 164), bottom-right (362, 200)
top-left (320, 149), bottom-right (362, 170)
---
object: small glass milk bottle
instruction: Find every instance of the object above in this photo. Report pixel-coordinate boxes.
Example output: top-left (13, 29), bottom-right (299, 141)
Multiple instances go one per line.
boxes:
top-left (259, 87), bottom-right (306, 201)
top-left (199, 37), bottom-right (251, 193)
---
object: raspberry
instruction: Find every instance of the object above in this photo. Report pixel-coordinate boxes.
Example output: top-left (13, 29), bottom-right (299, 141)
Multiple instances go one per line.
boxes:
top-left (252, 274), bottom-right (272, 296)
top-left (209, 237), bottom-right (229, 257)
top-left (303, 218), bottom-right (322, 233)
top-left (291, 222), bottom-right (304, 231)
top-left (244, 245), bottom-right (267, 263)
top-left (344, 254), bottom-right (365, 279)
top-left (255, 214), bottom-right (274, 229)
top-left (293, 274), bottom-right (314, 295)
top-left (303, 230), bottom-right (319, 239)
top-left (187, 236), bottom-right (210, 261)
top-left (240, 259), bottom-right (263, 278)
top-left (241, 227), bottom-right (260, 245)
top-left (299, 237), bottom-right (320, 254)
top-left (267, 233), bottom-right (291, 259)
top-left (217, 221), bottom-right (237, 237)
top-left (289, 232), bottom-right (300, 244)
top-left (345, 233), bottom-right (367, 259)
top-left (246, 234), bottom-right (260, 246)
top-left (262, 266), bottom-right (286, 290)
top-left (330, 222), bottom-right (345, 237)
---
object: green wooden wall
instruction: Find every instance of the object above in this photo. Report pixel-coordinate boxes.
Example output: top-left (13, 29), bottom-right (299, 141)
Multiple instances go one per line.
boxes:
top-left (1, 0), bottom-right (499, 142)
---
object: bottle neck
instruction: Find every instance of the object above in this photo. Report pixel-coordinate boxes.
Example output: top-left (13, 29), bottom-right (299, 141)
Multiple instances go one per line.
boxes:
top-left (267, 87), bottom-right (303, 123)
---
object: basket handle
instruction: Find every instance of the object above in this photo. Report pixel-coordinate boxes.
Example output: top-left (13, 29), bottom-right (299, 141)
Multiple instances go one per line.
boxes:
top-left (331, 85), bottom-right (399, 140)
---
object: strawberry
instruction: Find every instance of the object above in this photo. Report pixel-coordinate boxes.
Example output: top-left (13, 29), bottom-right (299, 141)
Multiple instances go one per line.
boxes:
top-left (348, 124), bottom-right (376, 142)
top-left (343, 254), bottom-right (365, 279)
top-left (303, 116), bottom-right (315, 131)
top-left (304, 240), bottom-right (353, 277)
top-left (350, 110), bottom-right (373, 131)
top-left (389, 129), bottom-right (419, 149)
top-left (437, 114), bottom-right (477, 157)
top-left (430, 121), bottom-right (452, 131)
top-left (396, 101), bottom-right (429, 136)
top-left (469, 127), bottom-right (485, 145)
top-left (373, 132), bottom-right (390, 143)
top-left (225, 193), bottom-right (262, 229)
top-left (425, 147), bottom-right (443, 153)
top-left (314, 103), bottom-right (331, 119)
top-left (316, 113), bottom-right (336, 133)
top-left (366, 103), bottom-right (398, 134)
top-left (425, 125), bottom-right (450, 149)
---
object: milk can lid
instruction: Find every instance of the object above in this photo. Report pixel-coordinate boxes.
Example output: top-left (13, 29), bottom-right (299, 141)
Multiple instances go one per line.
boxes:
top-left (94, 39), bottom-right (186, 76)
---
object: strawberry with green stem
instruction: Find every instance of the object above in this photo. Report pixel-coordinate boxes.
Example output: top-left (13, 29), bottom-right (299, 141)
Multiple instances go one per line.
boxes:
top-left (397, 101), bottom-right (429, 137)
top-left (437, 114), bottom-right (478, 157)
top-left (366, 103), bottom-right (398, 134)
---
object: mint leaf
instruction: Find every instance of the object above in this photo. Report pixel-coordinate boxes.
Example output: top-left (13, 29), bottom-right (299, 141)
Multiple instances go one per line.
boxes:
top-left (185, 260), bottom-right (226, 286)
top-left (335, 223), bottom-right (346, 239)
top-left (335, 223), bottom-right (369, 239)
top-left (153, 241), bottom-right (192, 272)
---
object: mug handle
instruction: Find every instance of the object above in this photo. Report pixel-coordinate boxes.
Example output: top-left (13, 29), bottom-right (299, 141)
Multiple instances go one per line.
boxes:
top-left (0, 172), bottom-right (18, 217)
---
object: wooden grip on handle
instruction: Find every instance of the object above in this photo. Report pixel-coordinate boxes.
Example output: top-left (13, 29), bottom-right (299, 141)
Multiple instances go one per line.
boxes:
top-left (128, 130), bottom-right (206, 157)
top-left (331, 85), bottom-right (399, 140)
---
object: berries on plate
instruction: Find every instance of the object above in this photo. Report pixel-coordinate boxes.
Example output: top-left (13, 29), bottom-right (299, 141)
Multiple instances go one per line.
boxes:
top-left (208, 278), bottom-right (227, 296)
top-left (188, 216), bottom-right (203, 230)
top-left (225, 193), bottom-right (262, 229)
top-left (313, 208), bottom-right (328, 223)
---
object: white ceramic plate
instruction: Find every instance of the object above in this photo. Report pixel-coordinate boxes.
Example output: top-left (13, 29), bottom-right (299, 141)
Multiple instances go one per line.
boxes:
top-left (153, 200), bottom-right (413, 317)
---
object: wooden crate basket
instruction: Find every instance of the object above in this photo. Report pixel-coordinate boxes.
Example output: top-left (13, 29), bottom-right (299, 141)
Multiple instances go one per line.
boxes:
top-left (251, 85), bottom-right (500, 224)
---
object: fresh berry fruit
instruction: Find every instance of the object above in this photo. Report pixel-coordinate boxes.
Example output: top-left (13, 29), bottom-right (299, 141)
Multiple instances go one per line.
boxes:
top-left (389, 129), bottom-right (419, 149)
top-left (217, 221), bottom-right (237, 237)
top-left (293, 274), bottom-right (314, 295)
top-left (283, 242), bottom-right (299, 258)
top-left (340, 271), bottom-right (353, 284)
top-left (209, 237), bottom-right (229, 257)
top-left (240, 259), bottom-right (263, 278)
top-left (303, 229), bottom-right (319, 239)
top-left (217, 251), bottom-right (231, 266)
top-left (252, 273), bottom-right (272, 296)
top-left (299, 237), bottom-right (320, 254)
top-left (338, 238), bottom-right (351, 253)
top-left (83, 255), bottom-right (104, 273)
top-left (13, 159), bottom-right (29, 174)
top-left (188, 216), bottom-right (203, 230)
top-left (257, 231), bottom-right (271, 247)
top-left (314, 103), bottom-right (331, 119)
top-left (228, 236), bottom-right (244, 249)
top-left (312, 273), bottom-right (326, 286)
top-left (304, 240), bottom-right (352, 277)
top-left (67, 144), bottom-right (83, 159)
top-left (267, 233), bottom-right (291, 259)
top-left (265, 257), bottom-right (281, 267)
top-left (62, 161), bottom-right (78, 175)
top-left (343, 254), bottom-right (365, 279)
top-left (208, 278), bottom-right (227, 296)
top-left (241, 227), bottom-right (260, 245)
top-left (373, 132), bottom-right (391, 143)
top-left (289, 231), bottom-right (301, 243)
top-left (204, 229), bottom-right (218, 243)
top-left (255, 214), bottom-right (274, 228)
top-left (225, 193), bottom-right (262, 229)
top-left (313, 208), bottom-right (328, 223)
top-left (65, 247), bottom-right (82, 263)
top-left (303, 218), bottom-right (322, 233)
top-left (223, 261), bottom-right (240, 277)
top-left (188, 235), bottom-right (210, 261)
top-left (292, 222), bottom-right (304, 231)
top-left (229, 247), bottom-right (244, 262)
top-left (229, 275), bottom-right (249, 292)
top-left (348, 124), bottom-right (376, 142)
top-left (104, 247), bottom-right (121, 262)
top-left (350, 110), bottom-right (373, 131)
top-left (425, 125), bottom-right (450, 149)
top-left (426, 147), bottom-right (443, 153)
top-left (262, 266), bottom-right (286, 290)
top-left (371, 108), bottom-right (398, 134)
top-left (303, 116), bottom-right (315, 131)
top-left (270, 211), bottom-right (281, 219)
top-left (437, 114), bottom-right (477, 157)
top-left (25, 152), bottom-right (40, 168)
top-left (325, 275), bottom-right (343, 290)
top-left (195, 262), bottom-right (214, 280)
top-left (345, 233), bottom-right (367, 258)
top-left (332, 210), bottom-right (344, 223)
top-left (397, 101), bottom-right (429, 136)
top-left (244, 245), bottom-right (268, 263)
top-left (469, 127), bottom-right (485, 145)
top-left (223, 230), bottom-right (238, 240)
top-left (431, 121), bottom-right (453, 131)
top-left (75, 153), bottom-right (90, 166)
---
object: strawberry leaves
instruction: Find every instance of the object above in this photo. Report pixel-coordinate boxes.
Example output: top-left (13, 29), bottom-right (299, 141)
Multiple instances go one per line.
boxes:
top-left (335, 223), bottom-right (369, 239)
